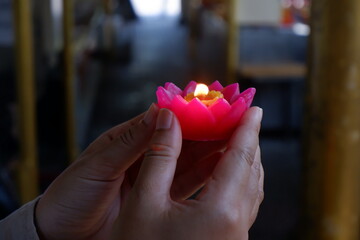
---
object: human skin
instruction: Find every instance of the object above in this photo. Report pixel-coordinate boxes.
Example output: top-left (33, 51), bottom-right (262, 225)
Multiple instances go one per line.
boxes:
top-left (35, 105), bottom-right (263, 240)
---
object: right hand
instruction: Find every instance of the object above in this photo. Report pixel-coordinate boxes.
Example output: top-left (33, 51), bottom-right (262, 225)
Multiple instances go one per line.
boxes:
top-left (112, 107), bottom-right (264, 240)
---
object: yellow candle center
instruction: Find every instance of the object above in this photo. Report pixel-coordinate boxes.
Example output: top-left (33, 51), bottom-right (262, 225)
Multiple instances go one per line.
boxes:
top-left (185, 84), bottom-right (224, 106)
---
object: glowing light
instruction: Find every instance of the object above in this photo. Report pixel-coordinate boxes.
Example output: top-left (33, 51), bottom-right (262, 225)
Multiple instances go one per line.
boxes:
top-left (293, 23), bottom-right (310, 36)
top-left (131, 0), bottom-right (180, 17)
top-left (194, 84), bottom-right (209, 97)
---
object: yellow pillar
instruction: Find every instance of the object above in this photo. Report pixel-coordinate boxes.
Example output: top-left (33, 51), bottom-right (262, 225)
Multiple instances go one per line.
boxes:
top-left (304, 0), bottom-right (360, 239)
top-left (13, 0), bottom-right (39, 203)
top-left (63, 0), bottom-right (78, 162)
top-left (225, 0), bottom-right (239, 84)
top-left (103, 0), bottom-right (114, 14)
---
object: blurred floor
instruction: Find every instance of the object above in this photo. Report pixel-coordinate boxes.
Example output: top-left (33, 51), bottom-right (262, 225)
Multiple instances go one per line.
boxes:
top-left (86, 14), bottom-right (304, 240)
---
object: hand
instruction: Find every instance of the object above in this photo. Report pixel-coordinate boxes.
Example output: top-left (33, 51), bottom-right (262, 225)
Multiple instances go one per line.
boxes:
top-left (126, 137), bottom-right (227, 201)
top-left (170, 139), bottom-right (227, 200)
top-left (112, 107), bottom-right (264, 240)
top-left (35, 104), bottom-right (160, 240)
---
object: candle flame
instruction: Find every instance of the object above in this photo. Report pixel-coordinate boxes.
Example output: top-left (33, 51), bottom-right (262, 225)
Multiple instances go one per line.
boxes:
top-left (194, 84), bottom-right (209, 97)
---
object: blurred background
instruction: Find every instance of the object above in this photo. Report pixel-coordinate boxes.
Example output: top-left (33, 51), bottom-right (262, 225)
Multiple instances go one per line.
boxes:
top-left (0, 0), bottom-right (359, 239)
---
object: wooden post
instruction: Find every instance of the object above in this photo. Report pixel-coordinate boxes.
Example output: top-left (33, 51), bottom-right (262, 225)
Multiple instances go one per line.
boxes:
top-left (225, 0), bottom-right (239, 84)
top-left (103, 0), bottom-right (114, 14)
top-left (13, 0), bottom-right (39, 203)
top-left (63, 0), bottom-right (78, 162)
top-left (304, 0), bottom-right (360, 239)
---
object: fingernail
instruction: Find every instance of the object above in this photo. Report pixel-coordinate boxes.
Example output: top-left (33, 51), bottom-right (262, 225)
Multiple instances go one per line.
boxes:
top-left (156, 109), bottom-right (173, 130)
top-left (256, 107), bottom-right (263, 122)
top-left (143, 104), bottom-right (158, 126)
top-left (256, 108), bottom-right (263, 134)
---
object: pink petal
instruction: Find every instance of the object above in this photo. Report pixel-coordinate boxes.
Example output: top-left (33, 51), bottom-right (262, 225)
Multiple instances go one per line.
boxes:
top-left (169, 95), bottom-right (188, 120)
top-left (171, 94), bottom-right (188, 108)
top-left (180, 98), bottom-right (216, 140)
top-left (182, 81), bottom-right (197, 96)
top-left (237, 88), bottom-right (256, 107)
top-left (165, 82), bottom-right (182, 95)
top-left (164, 82), bottom-right (172, 89)
top-left (221, 83), bottom-right (240, 104)
top-left (156, 87), bottom-right (173, 108)
top-left (209, 81), bottom-right (223, 91)
top-left (208, 98), bottom-right (231, 123)
top-left (227, 97), bottom-right (247, 120)
top-left (215, 97), bottom-right (247, 138)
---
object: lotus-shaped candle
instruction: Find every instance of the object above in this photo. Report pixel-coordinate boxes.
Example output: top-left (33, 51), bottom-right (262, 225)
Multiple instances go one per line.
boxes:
top-left (156, 81), bottom-right (256, 141)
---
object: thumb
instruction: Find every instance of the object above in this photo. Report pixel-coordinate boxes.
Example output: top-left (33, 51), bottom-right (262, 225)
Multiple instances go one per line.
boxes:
top-left (75, 104), bottom-right (159, 181)
top-left (133, 109), bottom-right (182, 204)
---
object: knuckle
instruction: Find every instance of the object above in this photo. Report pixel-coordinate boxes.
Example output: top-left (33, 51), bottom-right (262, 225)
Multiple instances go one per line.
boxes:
top-left (258, 190), bottom-right (265, 203)
top-left (118, 127), bottom-right (136, 147)
top-left (142, 143), bottom-right (176, 174)
top-left (252, 161), bottom-right (261, 172)
top-left (240, 148), bottom-right (255, 166)
top-left (251, 161), bottom-right (261, 178)
top-left (213, 206), bottom-right (242, 231)
top-left (145, 142), bottom-right (175, 159)
top-left (140, 118), bottom-right (149, 127)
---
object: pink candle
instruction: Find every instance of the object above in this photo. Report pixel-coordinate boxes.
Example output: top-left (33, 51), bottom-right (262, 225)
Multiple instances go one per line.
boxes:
top-left (156, 81), bottom-right (256, 141)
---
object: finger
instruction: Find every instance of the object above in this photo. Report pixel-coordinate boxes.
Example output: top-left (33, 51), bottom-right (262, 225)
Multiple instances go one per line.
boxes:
top-left (81, 112), bottom-right (147, 156)
top-left (246, 147), bottom-right (262, 213)
top-left (75, 104), bottom-right (159, 181)
top-left (120, 174), bottom-right (132, 206)
top-left (176, 140), bottom-right (227, 174)
top-left (126, 140), bottom-right (225, 189)
top-left (182, 140), bottom-right (227, 156)
top-left (133, 109), bottom-right (182, 204)
top-left (247, 146), bottom-right (262, 202)
top-left (126, 154), bottom-right (144, 187)
top-left (171, 152), bottom-right (223, 201)
top-left (200, 107), bottom-right (263, 201)
top-left (249, 162), bottom-right (264, 227)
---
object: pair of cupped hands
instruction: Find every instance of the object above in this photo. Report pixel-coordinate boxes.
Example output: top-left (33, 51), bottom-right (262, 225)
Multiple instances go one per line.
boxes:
top-left (35, 104), bottom-right (264, 240)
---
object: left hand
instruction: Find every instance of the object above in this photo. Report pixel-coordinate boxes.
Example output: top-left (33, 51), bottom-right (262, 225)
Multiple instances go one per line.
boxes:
top-left (35, 105), bottom-right (159, 240)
